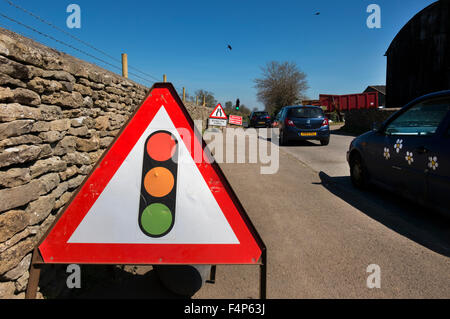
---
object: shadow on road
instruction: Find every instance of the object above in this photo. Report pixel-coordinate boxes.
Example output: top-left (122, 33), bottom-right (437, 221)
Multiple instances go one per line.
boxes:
top-left (317, 171), bottom-right (450, 258)
top-left (330, 125), bottom-right (369, 137)
top-left (330, 128), bottom-right (359, 137)
top-left (39, 265), bottom-right (189, 299)
top-left (282, 140), bottom-right (321, 147)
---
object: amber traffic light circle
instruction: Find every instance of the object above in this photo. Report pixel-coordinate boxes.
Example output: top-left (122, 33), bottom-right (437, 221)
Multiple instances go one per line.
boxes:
top-left (144, 167), bottom-right (174, 197)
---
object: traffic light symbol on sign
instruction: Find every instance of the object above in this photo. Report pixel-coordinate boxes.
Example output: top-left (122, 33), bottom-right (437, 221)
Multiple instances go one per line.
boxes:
top-left (138, 130), bottom-right (178, 238)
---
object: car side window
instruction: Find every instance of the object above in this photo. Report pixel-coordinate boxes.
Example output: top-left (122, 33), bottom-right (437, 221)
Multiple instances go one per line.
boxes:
top-left (384, 97), bottom-right (450, 136)
top-left (275, 111), bottom-right (281, 121)
top-left (275, 111), bottom-right (282, 121)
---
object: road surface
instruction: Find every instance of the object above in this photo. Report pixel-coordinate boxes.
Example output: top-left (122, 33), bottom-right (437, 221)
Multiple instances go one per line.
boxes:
top-left (40, 127), bottom-right (450, 299)
top-left (194, 127), bottom-right (450, 298)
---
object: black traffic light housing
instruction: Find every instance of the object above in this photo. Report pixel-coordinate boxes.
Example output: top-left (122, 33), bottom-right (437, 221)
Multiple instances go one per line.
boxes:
top-left (236, 98), bottom-right (240, 111)
top-left (138, 130), bottom-right (178, 238)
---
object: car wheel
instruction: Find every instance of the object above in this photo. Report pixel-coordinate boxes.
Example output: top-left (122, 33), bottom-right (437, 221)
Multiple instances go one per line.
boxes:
top-left (350, 152), bottom-right (369, 189)
top-left (320, 138), bottom-right (330, 146)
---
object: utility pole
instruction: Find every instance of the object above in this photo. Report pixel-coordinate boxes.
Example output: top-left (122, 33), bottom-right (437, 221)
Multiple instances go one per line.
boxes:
top-left (121, 53), bottom-right (128, 78)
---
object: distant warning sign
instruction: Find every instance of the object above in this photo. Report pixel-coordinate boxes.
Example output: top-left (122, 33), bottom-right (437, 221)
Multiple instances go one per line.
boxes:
top-left (37, 83), bottom-right (263, 265)
top-left (209, 103), bottom-right (227, 119)
top-left (208, 118), bottom-right (227, 127)
top-left (229, 115), bottom-right (243, 126)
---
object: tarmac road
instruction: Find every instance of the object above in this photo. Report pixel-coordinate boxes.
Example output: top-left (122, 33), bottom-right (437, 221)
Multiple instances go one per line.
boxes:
top-left (43, 127), bottom-right (449, 299)
top-left (194, 127), bottom-right (450, 299)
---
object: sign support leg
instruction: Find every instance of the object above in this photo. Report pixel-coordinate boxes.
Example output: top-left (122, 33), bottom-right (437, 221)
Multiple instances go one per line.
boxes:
top-left (260, 248), bottom-right (267, 300)
top-left (207, 265), bottom-right (216, 284)
top-left (25, 249), bottom-right (41, 299)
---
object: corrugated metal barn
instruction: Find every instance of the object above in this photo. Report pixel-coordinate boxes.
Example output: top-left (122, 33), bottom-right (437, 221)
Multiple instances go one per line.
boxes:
top-left (385, 0), bottom-right (450, 107)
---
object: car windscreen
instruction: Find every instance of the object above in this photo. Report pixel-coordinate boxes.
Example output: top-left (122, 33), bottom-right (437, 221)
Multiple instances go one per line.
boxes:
top-left (288, 108), bottom-right (324, 118)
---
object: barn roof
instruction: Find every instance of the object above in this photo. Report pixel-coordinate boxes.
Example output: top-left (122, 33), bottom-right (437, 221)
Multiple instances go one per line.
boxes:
top-left (385, 1), bottom-right (441, 56)
top-left (365, 85), bottom-right (386, 95)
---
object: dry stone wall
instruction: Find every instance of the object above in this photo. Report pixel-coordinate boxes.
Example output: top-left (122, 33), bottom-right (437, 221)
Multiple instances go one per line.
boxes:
top-left (0, 27), bottom-right (211, 298)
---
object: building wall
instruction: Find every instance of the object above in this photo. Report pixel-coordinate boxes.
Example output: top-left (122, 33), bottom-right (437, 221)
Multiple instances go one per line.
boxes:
top-left (364, 88), bottom-right (386, 107)
top-left (385, 0), bottom-right (450, 107)
top-left (343, 108), bottom-right (400, 134)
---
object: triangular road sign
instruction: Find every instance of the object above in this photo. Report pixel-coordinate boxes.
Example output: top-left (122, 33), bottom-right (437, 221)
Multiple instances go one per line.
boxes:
top-left (38, 83), bottom-right (264, 265)
top-left (209, 103), bottom-right (227, 119)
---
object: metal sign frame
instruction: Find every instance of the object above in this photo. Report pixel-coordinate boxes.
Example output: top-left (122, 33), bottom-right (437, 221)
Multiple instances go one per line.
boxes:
top-left (25, 248), bottom-right (267, 299)
top-left (25, 83), bottom-right (267, 299)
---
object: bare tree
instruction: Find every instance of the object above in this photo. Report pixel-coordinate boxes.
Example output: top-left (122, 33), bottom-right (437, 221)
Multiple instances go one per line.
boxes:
top-left (254, 61), bottom-right (309, 115)
top-left (195, 89), bottom-right (217, 108)
top-left (224, 101), bottom-right (233, 113)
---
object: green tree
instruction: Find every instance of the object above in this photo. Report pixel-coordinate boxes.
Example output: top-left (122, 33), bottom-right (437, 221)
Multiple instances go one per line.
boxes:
top-left (254, 61), bottom-right (309, 116)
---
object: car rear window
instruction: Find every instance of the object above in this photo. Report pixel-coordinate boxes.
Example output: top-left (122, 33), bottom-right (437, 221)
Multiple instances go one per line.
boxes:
top-left (288, 108), bottom-right (324, 118)
top-left (253, 112), bottom-right (269, 117)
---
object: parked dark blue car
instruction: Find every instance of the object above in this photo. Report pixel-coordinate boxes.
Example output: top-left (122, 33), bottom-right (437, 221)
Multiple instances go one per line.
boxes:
top-left (275, 105), bottom-right (330, 146)
top-left (347, 90), bottom-right (450, 216)
top-left (249, 111), bottom-right (272, 128)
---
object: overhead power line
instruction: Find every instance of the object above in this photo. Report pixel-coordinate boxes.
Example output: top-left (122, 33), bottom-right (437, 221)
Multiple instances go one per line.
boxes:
top-left (0, 12), bottom-right (156, 85)
top-left (3, 0), bottom-right (161, 82)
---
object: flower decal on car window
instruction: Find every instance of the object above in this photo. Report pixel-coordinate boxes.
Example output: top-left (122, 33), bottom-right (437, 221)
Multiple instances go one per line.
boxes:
top-left (383, 147), bottom-right (390, 160)
top-left (428, 156), bottom-right (439, 171)
top-left (394, 139), bottom-right (403, 153)
top-left (405, 151), bottom-right (414, 165)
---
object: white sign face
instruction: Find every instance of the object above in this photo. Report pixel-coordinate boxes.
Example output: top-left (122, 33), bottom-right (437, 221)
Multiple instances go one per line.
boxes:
top-left (208, 118), bottom-right (227, 127)
top-left (68, 107), bottom-right (238, 244)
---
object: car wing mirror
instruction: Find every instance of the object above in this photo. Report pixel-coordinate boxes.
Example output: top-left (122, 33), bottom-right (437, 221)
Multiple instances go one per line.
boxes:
top-left (372, 121), bottom-right (381, 132)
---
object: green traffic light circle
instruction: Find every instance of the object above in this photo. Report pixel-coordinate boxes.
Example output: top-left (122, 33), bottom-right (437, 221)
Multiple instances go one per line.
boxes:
top-left (140, 203), bottom-right (173, 237)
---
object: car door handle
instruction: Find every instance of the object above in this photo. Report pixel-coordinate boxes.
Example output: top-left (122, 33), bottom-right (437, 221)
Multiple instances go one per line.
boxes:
top-left (415, 146), bottom-right (429, 154)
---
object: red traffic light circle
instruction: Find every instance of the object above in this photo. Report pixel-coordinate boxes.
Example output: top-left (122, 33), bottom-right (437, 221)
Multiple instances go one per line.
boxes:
top-left (146, 131), bottom-right (177, 162)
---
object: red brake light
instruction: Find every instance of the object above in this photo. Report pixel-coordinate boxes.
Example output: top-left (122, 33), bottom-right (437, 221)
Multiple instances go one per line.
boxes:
top-left (322, 118), bottom-right (329, 127)
top-left (285, 118), bottom-right (295, 127)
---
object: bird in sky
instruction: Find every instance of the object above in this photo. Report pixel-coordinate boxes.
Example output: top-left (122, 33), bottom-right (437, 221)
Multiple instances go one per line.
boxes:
top-left (227, 44), bottom-right (232, 51)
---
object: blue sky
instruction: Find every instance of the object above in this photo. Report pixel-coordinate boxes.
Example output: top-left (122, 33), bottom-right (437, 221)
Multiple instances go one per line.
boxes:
top-left (0, 0), bottom-right (436, 110)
